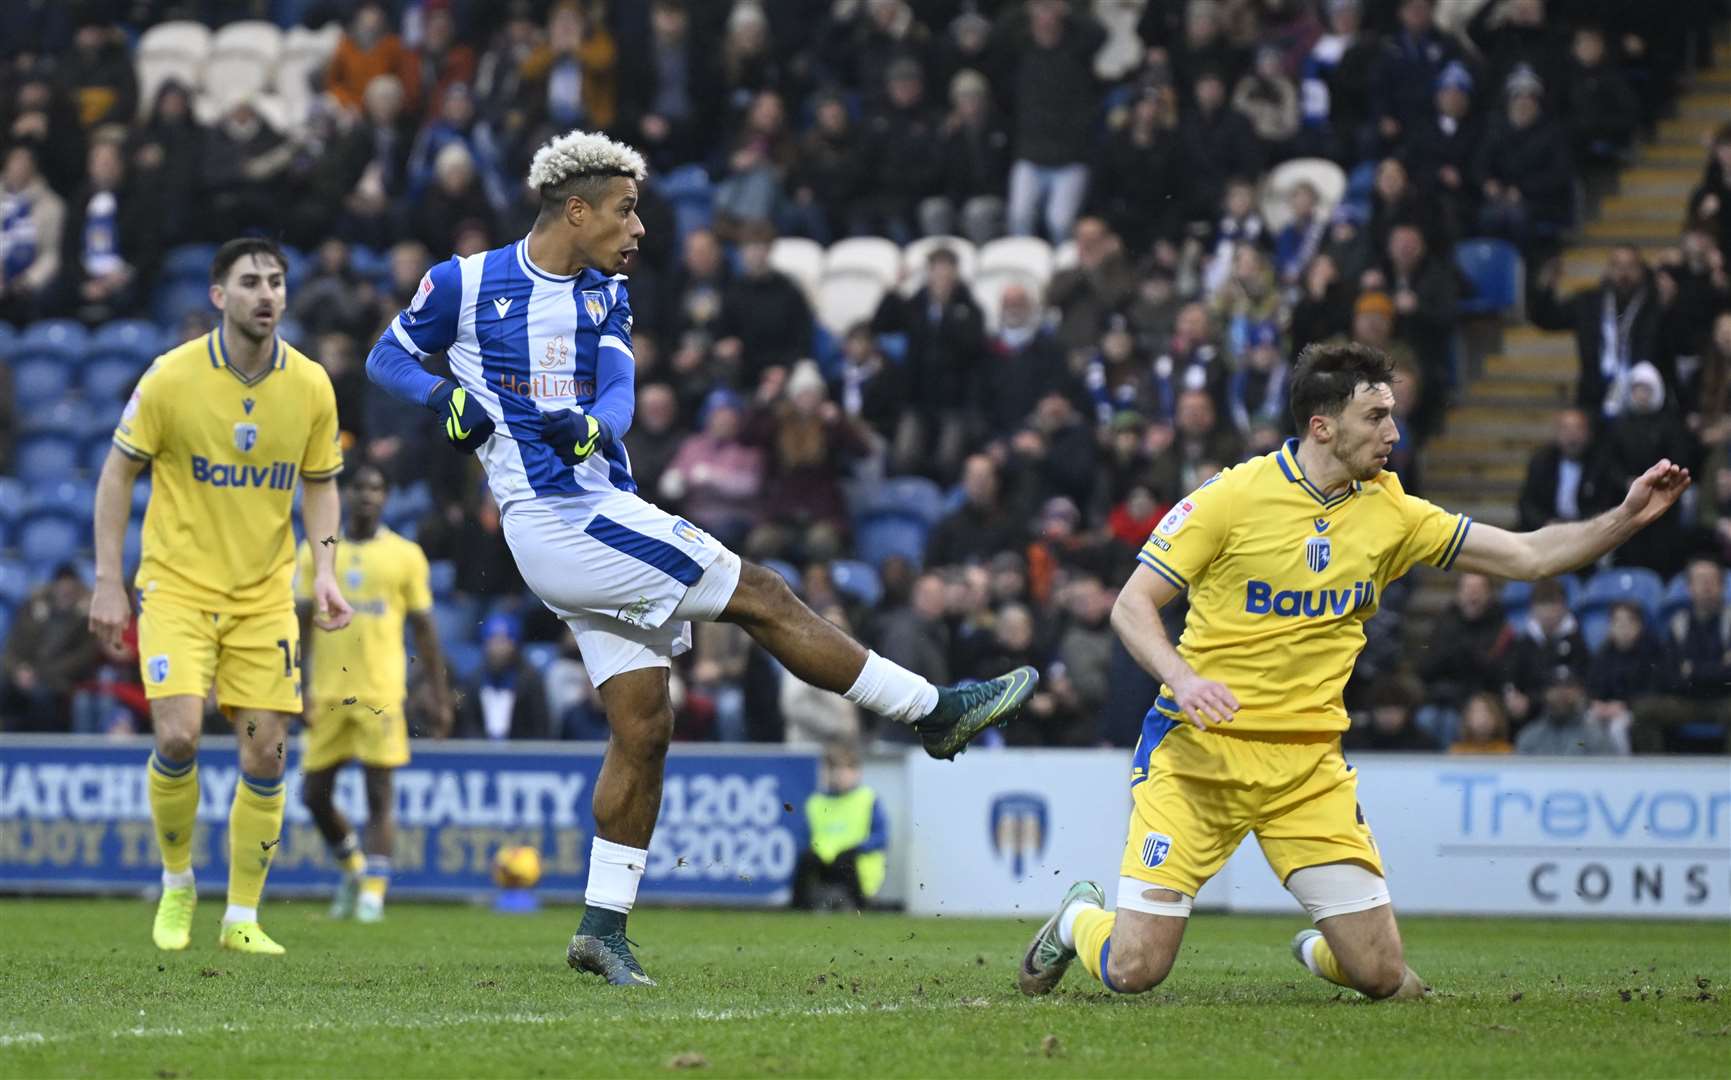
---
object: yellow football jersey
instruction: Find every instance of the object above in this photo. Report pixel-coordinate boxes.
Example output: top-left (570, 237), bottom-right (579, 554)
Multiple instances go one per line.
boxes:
top-left (114, 330), bottom-right (343, 614)
top-left (1137, 438), bottom-right (1470, 733)
top-left (295, 527), bottom-right (432, 708)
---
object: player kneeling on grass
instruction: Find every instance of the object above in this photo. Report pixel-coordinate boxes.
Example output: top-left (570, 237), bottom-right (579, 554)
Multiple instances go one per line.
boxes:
top-left (365, 129), bottom-right (1039, 986)
top-left (296, 464), bottom-right (453, 923)
top-left (89, 238), bottom-right (354, 956)
top-left (1017, 342), bottom-right (1690, 1003)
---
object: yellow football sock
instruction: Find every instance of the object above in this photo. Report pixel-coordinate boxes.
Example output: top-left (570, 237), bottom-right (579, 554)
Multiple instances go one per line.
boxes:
top-left (341, 850), bottom-right (367, 876)
top-left (1309, 933), bottom-right (1352, 988)
top-left (1072, 906), bottom-right (1119, 990)
top-left (147, 752), bottom-right (199, 874)
top-left (361, 856), bottom-right (390, 900)
top-left (227, 772), bottom-right (286, 910)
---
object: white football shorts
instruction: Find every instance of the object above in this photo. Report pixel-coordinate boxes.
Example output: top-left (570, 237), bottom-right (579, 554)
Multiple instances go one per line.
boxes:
top-left (503, 488), bottom-right (742, 685)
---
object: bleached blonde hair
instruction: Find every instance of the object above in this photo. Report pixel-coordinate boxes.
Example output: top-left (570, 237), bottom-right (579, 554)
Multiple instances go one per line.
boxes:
top-left (527, 130), bottom-right (647, 197)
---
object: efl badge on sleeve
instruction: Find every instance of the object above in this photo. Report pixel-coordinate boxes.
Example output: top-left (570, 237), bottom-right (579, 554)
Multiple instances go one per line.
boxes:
top-left (582, 290), bottom-right (607, 326)
top-left (1305, 535), bottom-right (1331, 574)
top-left (233, 422), bottom-right (258, 453)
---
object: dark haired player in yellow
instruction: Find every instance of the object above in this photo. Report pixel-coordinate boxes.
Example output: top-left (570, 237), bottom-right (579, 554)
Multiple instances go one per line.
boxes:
top-left (1018, 342), bottom-right (1691, 1002)
top-left (89, 238), bottom-right (352, 956)
top-left (296, 463), bottom-right (452, 923)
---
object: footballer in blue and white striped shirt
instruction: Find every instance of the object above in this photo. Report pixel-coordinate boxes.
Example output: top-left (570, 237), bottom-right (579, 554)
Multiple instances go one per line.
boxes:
top-left (367, 130), bottom-right (1040, 986)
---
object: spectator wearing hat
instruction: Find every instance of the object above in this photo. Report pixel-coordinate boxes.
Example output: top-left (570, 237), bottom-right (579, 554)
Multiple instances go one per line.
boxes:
top-left (1632, 557), bottom-right (1731, 752)
top-left (1340, 290), bottom-right (1420, 388)
top-left (455, 615), bottom-right (551, 741)
top-left (1346, 679), bottom-right (1438, 752)
top-left (1473, 65), bottom-right (1574, 253)
top-left (1514, 665), bottom-right (1621, 755)
top-left (1298, 0), bottom-right (1378, 161)
top-left (1089, 87), bottom-right (1184, 256)
top-left (1370, 0), bottom-right (1464, 154)
top-left (1400, 61), bottom-right (1483, 244)
top-left (854, 56), bottom-right (945, 243)
top-left (929, 455), bottom-right (1026, 570)
top-left (871, 245), bottom-right (986, 480)
top-left (1232, 45), bottom-right (1300, 162)
top-left (1501, 577), bottom-right (1590, 732)
top-left (993, 0), bottom-right (1106, 242)
top-left (1226, 322), bottom-right (1288, 438)
top-left (1178, 68), bottom-right (1262, 224)
top-left (925, 68), bottom-right (1012, 245)
top-left (1561, 23), bottom-right (1640, 171)
top-left (934, 11), bottom-right (994, 93)
top-left (1600, 362), bottom-right (1692, 576)
top-left (659, 388), bottom-right (766, 547)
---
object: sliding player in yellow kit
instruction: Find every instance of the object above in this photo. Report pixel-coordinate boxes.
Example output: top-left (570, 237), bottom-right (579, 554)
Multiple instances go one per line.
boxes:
top-left (89, 238), bottom-right (352, 955)
top-left (296, 464), bottom-right (453, 923)
top-left (1017, 343), bottom-right (1691, 1001)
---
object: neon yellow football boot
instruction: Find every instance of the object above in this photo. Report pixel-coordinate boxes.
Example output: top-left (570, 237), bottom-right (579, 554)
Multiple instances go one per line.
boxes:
top-left (219, 920), bottom-right (286, 956)
top-left (152, 885), bottom-right (197, 951)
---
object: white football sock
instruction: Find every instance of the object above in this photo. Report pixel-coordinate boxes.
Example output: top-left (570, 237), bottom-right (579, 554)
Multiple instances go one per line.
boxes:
top-left (162, 868), bottom-right (195, 890)
top-left (843, 650), bottom-right (940, 724)
top-left (223, 904), bottom-right (257, 925)
top-left (585, 837), bottom-right (648, 914)
top-left (1300, 933), bottom-right (1325, 976)
top-left (1057, 897), bottom-right (1099, 949)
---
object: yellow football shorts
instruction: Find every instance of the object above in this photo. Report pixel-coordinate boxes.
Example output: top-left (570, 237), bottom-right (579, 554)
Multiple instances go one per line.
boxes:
top-left (301, 700), bottom-right (410, 771)
top-left (1120, 708), bottom-right (1383, 898)
top-left (137, 598), bottom-right (302, 713)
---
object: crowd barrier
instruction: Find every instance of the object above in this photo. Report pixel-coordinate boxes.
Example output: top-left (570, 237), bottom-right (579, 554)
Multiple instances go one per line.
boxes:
top-left (1, 737), bottom-right (1725, 919)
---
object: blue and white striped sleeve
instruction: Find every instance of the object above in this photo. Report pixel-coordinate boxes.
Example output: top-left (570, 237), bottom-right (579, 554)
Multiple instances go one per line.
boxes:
top-left (586, 282), bottom-right (636, 442)
top-left (367, 257), bottom-right (462, 407)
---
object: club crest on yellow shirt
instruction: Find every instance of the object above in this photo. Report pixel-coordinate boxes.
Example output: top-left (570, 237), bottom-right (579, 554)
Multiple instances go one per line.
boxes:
top-left (233, 422), bottom-right (258, 453)
top-left (1305, 534), bottom-right (1331, 573)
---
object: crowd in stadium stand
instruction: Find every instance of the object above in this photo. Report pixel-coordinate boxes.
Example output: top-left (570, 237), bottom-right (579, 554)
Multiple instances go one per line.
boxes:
top-left (0, 0), bottom-right (1727, 754)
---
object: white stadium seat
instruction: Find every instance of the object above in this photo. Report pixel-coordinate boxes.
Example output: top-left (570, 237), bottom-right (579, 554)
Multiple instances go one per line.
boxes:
top-left (823, 237), bottom-right (902, 289)
top-left (201, 52), bottom-right (273, 111)
top-left (1260, 157), bottom-right (1347, 231)
top-left (816, 271), bottom-right (888, 337)
top-left (768, 236), bottom-right (824, 304)
top-left (972, 268), bottom-right (1044, 333)
top-left (1092, 0), bottom-right (1146, 81)
top-left (137, 19), bottom-right (211, 61)
top-left (977, 236), bottom-right (1055, 287)
top-left (212, 20), bottom-right (284, 63)
top-left (900, 236), bottom-right (976, 295)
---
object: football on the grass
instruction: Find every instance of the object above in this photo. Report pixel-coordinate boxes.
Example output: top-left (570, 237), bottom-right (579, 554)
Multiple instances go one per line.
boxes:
top-left (492, 845), bottom-right (542, 889)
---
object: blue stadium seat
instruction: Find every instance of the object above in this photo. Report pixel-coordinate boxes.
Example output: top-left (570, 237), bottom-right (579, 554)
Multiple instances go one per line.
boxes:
top-left (25, 400), bottom-right (111, 440)
top-left (433, 596), bottom-right (483, 647)
top-left (0, 602), bottom-right (11, 646)
top-left (444, 641), bottom-right (484, 684)
top-left (1660, 572), bottom-right (1692, 621)
top-left (9, 353), bottom-right (77, 405)
top-left (659, 165), bottom-right (714, 242)
top-left (760, 558), bottom-right (801, 590)
top-left (27, 480), bottom-right (95, 523)
top-left (84, 435), bottom-right (115, 473)
top-left (162, 243), bottom-right (219, 284)
top-left (281, 244), bottom-right (311, 290)
top-left (384, 481), bottom-right (433, 532)
top-left (1577, 567), bottom-right (1665, 622)
top-left (350, 244), bottom-right (390, 280)
top-left (0, 477), bottom-right (26, 524)
top-left (0, 320), bottom-right (16, 359)
top-left (829, 558), bottom-right (883, 608)
top-left (1455, 239), bottom-right (1521, 316)
top-left (854, 513), bottom-right (928, 569)
top-left (123, 521), bottom-right (143, 570)
top-left (858, 476), bottom-right (946, 526)
top-left (17, 319), bottom-right (89, 360)
top-left (1580, 609), bottom-right (1612, 652)
top-left (14, 433), bottom-right (82, 485)
top-left (1500, 575), bottom-right (1579, 622)
top-left (89, 319), bottom-right (164, 362)
top-left (17, 510), bottom-right (85, 565)
top-left (277, 317), bottom-right (308, 352)
top-left (522, 642), bottom-right (558, 672)
top-left (0, 561), bottom-right (31, 606)
top-left (83, 354), bottom-right (148, 405)
top-left (153, 280), bottom-right (216, 327)
top-left (428, 559), bottom-right (457, 598)
top-left (131, 478), bottom-right (152, 516)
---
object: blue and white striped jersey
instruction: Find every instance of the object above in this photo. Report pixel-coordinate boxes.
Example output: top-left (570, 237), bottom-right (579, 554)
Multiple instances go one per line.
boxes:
top-left (379, 237), bottom-right (638, 507)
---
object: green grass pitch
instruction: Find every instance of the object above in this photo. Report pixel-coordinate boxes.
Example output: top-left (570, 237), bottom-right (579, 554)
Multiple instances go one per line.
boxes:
top-left (0, 898), bottom-right (1725, 1077)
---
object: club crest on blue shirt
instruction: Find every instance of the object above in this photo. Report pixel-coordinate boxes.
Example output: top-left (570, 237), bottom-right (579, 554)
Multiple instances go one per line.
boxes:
top-left (582, 290), bottom-right (607, 326)
top-left (1305, 534), bottom-right (1332, 573)
top-left (233, 422), bottom-right (258, 453)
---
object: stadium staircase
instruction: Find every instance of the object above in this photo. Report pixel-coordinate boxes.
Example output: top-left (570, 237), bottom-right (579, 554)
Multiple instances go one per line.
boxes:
top-left (1404, 39), bottom-right (1731, 633)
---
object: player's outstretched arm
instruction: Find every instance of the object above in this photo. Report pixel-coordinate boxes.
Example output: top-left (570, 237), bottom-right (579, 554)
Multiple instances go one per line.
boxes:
top-left (1111, 564), bottom-right (1239, 729)
top-left (89, 447), bottom-right (145, 651)
top-left (300, 478), bottom-right (354, 631)
top-left (1452, 459), bottom-right (1691, 581)
top-left (406, 609), bottom-right (454, 737)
